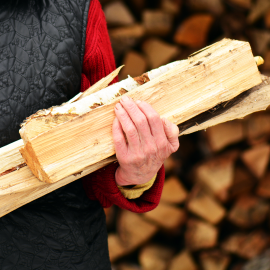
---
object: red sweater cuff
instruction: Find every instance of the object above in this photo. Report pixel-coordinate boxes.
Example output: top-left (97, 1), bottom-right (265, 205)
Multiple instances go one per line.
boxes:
top-left (82, 163), bottom-right (165, 213)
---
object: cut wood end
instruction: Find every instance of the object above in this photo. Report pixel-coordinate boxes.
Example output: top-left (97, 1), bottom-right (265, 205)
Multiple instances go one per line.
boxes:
top-left (255, 56), bottom-right (264, 66)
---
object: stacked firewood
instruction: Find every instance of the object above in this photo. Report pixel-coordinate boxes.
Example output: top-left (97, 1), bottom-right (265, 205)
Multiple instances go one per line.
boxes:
top-left (99, 0), bottom-right (270, 269)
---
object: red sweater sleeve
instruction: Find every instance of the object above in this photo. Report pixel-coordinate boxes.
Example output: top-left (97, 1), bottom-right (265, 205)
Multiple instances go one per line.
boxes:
top-left (80, 0), bottom-right (165, 213)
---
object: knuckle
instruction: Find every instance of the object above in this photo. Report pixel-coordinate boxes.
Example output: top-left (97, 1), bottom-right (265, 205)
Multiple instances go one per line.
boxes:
top-left (136, 116), bottom-right (147, 127)
top-left (126, 126), bottom-right (137, 137)
top-left (148, 112), bottom-right (160, 122)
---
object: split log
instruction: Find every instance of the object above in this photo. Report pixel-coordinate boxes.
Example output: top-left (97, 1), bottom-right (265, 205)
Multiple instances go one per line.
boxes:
top-left (104, 1), bottom-right (135, 26)
top-left (262, 50), bottom-right (270, 72)
top-left (186, 184), bottom-right (226, 224)
top-left (142, 10), bottom-right (173, 36)
top-left (241, 144), bottom-right (270, 178)
top-left (228, 0), bottom-right (251, 9)
top-left (199, 250), bottom-right (231, 270)
top-left (257, 171), bottom-right (270, 198)
top-left (193, 151), bottom-right (238, 201)
top-left (142, 38), bottom-right (180, 69)
top-left (222, 231), bottom-right (269, 259)
top-left (19, 39), bottom-right (262, 184)
top-left (185, 219), bottom-right (218, 251)
top-left (143, 202), bottom-right (186, 231)
top-left (108, 234), bottom-right (128, 262)
top-left (247, 0), bottom-right (270, 25)
top-left (265, 9), bottom-right (270, 29)
top-left (138, 244), bottom-right (174, 270)
top-left (248, 29), bottom-right (270, 55)
top-left (168, 251), bottom-right (198, 270)
top-left (119, 51), bottom-right (147, 81)
top-left (116, 264), bottom-right (142, 270)
top-left (117, 210), bottom-right (158, 255)
top-left (229, 165), bottom-right (255, 199)
top-left (160, 0), bottom-right (182, 15)
top-left (174, 14), bottom-right (214, 48)
top-left (228, 195), bottom-right (269, 228)
top-left (187, 0), bottom-right (224, 15)
top-left (161, 176), bottom-right (188, 204)
top-left (204, 120), bottom-right (244, 152)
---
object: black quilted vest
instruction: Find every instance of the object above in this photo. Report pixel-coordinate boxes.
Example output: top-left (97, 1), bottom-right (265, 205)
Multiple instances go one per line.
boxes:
top-left (0, 1), bottom-right (112, 269)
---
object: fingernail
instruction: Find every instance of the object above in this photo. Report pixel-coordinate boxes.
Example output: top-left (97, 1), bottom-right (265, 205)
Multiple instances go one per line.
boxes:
top-left (115, 103), bottom-right (121, 110)
top-left (136, 100), bottom-right (141, 104)
top-left (121, 96), bottom-right (129, 102)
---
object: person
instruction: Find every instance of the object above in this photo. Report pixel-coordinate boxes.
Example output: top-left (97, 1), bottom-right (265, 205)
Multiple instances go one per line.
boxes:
top-left (0, 0), bottom-right (179, 269)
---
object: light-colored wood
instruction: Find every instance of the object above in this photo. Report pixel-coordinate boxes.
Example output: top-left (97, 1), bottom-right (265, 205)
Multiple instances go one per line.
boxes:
top-left (247, 0), bottom-right (270, 24)
top-left (139, 244), bottom-right (174, 270)
top-left (117, 264), bottom-right (142, 270)
top-left (174, 14), bottom-right (214, 48)
top-left (228, 194), bottom-right (269, 228)
top-left (265, 9), bottom-right (270, 29)
top-left (161, 0), bottom-right (182, 15)
top-left (20, 39), bottom-right (262, 184)
top-left (104, 1), bottom-right (135, 26)
top-left (193, 151), bottom-right (238, 201)
top-left (119, 51), bottom-right (147, 81)
top-left (241, 144), bottom-right (270, 178)
top-left (187, 0), bottom-right (224, 15)
top-left (187, 185), bottom-right (226, 224)
top-left (161, 176), bottom-right (188, 204)
top-left (143, 202), bottom-right (186, 230)
top-left (142, 10), bottom-right (173, 36)
top-left (108, 234), bottom-right (128, 262)
top-left (205, 120), bottom-right (244, 152)
top-left (168, 251), bottom-right (198, 270)
top-left (199, 250), bottom-right (231, 270)
top-left (118, 210), bottom-right (158, 253)
top-left (256, 171), bottom-right (270, 198)
top-left (222, 231), bottom-right (269, 259)
top-left (142, 38), bottom-right (180, 69)
top-left (185, 219), bottom-right (218, 251)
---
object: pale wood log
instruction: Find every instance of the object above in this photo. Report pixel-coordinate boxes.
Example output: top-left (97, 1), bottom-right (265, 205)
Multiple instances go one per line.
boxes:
top-left (174, 14), bottom-right (214, 48)
top-left (119, 51), bottom-right (147, 81)
top-left (228, 195), bottom-right (269, 228)
top-left (185, 219), bottom-right (218, 251)
top-left (205, 120), bottom-right (244, 152)
top-left (161, 176), bottom-right (188, 204)
top-left (142, 10), bottom-right (173, 36)
top-left (241, 144), bottom-right (270, 178)
top-left (104, 1), bottom-right (135, 26)
top-left (221, 231), bottom-right (269, 259)
top-left (168, 251), bottom-right (198, 270)
top-left (160, 0), bottom-right (182, 15)
top-left (199, 250), bottom-right (231, 270)
top-left (20, 39), bottom-right (262, 184)
top-left (142, 38), bottom-right (180, 69)
top-left (187, 0), bottom-right (224, 15)
top-left (193, 151), bottom-right (239, 201)
top-left (138, 244), bottom-right (174, 270)
top-left (256, 171), bottom-right (270, 198)
top-left (186, 184), bottom-right (226, 224)
top-left (143, 202), bottom-right (186, 231)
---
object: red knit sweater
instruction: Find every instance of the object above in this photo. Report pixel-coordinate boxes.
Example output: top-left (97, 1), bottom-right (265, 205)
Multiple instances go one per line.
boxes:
top-left (80, 0), bottom-right (165, 213)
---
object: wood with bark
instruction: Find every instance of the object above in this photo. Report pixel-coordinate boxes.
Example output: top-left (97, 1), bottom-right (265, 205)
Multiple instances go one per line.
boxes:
top-left (199, 250), bottom-right (231, 270)
top-left (228, 194), bottom-right (269, 228)
top-left (161, 176), bottom-right (188, 204)
top-left (142, 38), bottom-right (180, 69)
top-left (221, 231), bottom-right (269, 259)
top-left (142, 10), bottom-right (173, 36)
top-left (205, 120), bottom-right (244, 152)
top-left (186, 184), bottom-right (226, 224)
top-left (108, 234), bottom-right (128, 262)
top-left (160, 0), bottom-right (182, 15)
top-left (19, 39), bottom-right (262, 184)
top-left (174, 14), bottom-right (214, 48)
top-left (168, 250), bottom-right (198, 270)
top-left (257, 171), bottom-right (270, 198)
top-left (185, 219), bottom-right (218, 251)
top-left (241, 144), bottom-right (270, 179)
top-left (187, 0), bottom-right (224, 15)
top-left (143, 202), bottom-right (186, 231)
top-left (138, 244), bottom-right (174, 270)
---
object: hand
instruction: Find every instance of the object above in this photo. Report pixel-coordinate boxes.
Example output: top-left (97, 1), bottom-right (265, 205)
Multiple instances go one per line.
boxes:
top-left (112, 95), bottom-right (179, 186)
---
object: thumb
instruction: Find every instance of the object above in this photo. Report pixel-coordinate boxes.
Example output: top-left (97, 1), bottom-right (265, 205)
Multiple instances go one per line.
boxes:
top-left (162, 118), bottom-right (180, 152)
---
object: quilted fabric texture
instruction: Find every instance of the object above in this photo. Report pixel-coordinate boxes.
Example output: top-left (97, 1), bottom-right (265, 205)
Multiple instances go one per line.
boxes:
top-left (0, 0), bottom-right (90, 147)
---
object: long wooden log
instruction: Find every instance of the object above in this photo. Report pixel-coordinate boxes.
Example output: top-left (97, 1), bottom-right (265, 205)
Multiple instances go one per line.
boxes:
top-left (19, 39), bottom-right (262, 184)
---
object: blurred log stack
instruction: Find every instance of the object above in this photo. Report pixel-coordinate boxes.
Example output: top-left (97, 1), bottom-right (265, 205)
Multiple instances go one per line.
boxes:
top-left (99, 0), bottom-right (270, 269)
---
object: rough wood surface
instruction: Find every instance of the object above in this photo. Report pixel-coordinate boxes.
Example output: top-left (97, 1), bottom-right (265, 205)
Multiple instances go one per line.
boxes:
top-left (20, 39), bottom-right (262, 184)
top-left (199, 250), bottom-right (231, 270)
top-left (168, 251), bottom-right (198, 270)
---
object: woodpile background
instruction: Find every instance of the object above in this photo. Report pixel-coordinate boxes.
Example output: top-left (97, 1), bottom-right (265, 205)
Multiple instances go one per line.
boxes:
top-left (99, 0), bottom-right (270, 269)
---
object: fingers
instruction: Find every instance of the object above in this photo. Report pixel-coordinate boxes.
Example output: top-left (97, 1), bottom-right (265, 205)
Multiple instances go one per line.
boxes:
top-left (112, 117), bottom-right (128, 157)
top-left (114, 102), bottom-right (140, 150)
top-left (162, 118), bottom-right (180, 152)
